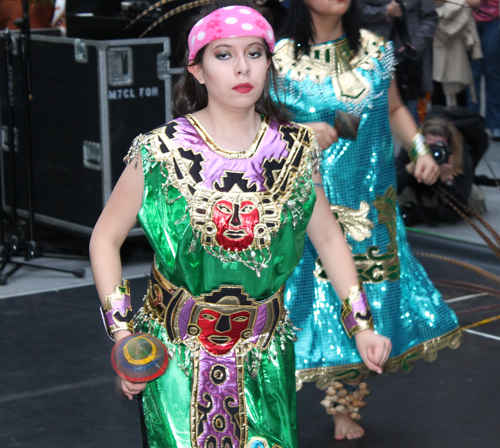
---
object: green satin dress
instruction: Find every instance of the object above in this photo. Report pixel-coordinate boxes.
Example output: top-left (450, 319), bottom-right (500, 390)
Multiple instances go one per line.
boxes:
top-left (125, 115), bottom-right (320, 448)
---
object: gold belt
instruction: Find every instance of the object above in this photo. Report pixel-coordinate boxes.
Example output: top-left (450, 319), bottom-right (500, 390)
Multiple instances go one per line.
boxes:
top-left (142, 261), bottom-right (285, 350)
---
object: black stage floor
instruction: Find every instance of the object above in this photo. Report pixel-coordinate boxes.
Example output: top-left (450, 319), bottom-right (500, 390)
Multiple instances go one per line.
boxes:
top-left (1, 233), bottom-right (500, 448)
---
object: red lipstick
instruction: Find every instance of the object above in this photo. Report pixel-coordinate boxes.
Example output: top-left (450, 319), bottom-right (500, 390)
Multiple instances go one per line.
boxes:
top-left (232, 83), bottom-right (254, 93)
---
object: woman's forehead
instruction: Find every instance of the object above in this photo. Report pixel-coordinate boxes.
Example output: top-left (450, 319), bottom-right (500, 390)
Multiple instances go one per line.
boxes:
top-left (207, 36), bottom-right (266, 50)
top-left (425, 133), bottom-right (448, 144)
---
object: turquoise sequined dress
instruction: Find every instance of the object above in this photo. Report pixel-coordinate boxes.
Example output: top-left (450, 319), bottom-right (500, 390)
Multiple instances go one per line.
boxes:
top-left (272, 31), bottom-right (461, 387)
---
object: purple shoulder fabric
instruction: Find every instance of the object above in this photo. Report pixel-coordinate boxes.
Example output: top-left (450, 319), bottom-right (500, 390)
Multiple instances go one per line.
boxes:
top-left (170, 117), bottom-right (295, 192)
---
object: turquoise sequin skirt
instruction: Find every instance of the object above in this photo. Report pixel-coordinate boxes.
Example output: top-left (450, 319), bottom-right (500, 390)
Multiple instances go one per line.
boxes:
top-left (285, 213), bottom-right (461, 388)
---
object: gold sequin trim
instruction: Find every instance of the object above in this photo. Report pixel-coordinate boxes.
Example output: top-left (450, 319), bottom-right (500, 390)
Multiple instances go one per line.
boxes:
top-left (295, 327), bottom-right (462, 390)
top-left (274, 30), bottom-right (387, 104)
top-left (330, 201), bottom-right (374, 242)
top-left (314, 185), bottom-right (400, 284)
top-left (185, 114), bottom-right (271, 159)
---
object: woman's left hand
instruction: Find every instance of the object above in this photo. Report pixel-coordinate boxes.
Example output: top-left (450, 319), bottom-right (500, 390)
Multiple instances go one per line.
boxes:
top-left (414, 153), bottom-right (440, 185)
top-left (354, 329), bottom-right (392, 374)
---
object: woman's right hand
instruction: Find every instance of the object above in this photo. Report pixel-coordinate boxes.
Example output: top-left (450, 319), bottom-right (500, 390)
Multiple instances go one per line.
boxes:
top-left (114, 330), bottom-right (147, 400)
top-left (117, 377), bottom-right (147, 400)
top-left (354, 329), bottom-right (392, 374)
top-left (304, 122), bottom-right (338, 150)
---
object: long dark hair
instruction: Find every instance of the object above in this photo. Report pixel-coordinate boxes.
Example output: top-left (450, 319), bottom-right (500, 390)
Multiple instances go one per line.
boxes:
top-left (279, 0), bottom-right (361, 60)
top-left (172, 0), bottom-right (288, 122)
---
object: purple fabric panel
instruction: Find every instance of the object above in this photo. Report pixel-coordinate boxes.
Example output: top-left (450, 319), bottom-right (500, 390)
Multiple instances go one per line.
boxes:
top-left (249, 303), bottom-right (268, 345)
top-left (172, 118), bottom-right (292, 192)
top-left (179, 298), bottom-right (196, 340)
top-left (344, 292), bottom-right (370, 333)
top-left (197, 349), bottom-right (240, 448)
top-left (104, 294), bottom-right (131, 327)
top-left (344, 314), bottom-right (359, 332)
top-left (351, 292), bottom-right (369, 315)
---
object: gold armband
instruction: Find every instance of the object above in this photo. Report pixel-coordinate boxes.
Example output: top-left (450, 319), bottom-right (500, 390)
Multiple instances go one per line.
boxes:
top-left (408, 133), bottom-right (430, 164)
top-left (100, 280), bottom-right (134, 340)
top-left (340, 280), bottom-right (374, 338)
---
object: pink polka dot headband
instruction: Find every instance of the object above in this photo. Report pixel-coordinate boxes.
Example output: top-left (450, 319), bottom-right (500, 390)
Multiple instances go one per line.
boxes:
top-left (188, 5), bottom-right (275, 62)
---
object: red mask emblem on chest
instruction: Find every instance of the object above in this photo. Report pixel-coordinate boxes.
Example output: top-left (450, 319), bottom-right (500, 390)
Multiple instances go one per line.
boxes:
top-left (212, 200), bottom-right (260, 251)
top-left (197, 309), bottom-right (252, 355)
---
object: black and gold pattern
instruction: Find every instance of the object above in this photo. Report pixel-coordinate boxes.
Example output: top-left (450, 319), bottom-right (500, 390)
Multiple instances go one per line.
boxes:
top-left (210, 365), bottom-right (229, 386)
top-left (126, 115), bottom-right (320, 275)
top-left (138, 261), bottom-right (288, 448)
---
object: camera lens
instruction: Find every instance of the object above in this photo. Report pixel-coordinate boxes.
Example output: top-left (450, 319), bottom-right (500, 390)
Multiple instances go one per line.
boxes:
top-left (428, 141), bottom-right (449, 165)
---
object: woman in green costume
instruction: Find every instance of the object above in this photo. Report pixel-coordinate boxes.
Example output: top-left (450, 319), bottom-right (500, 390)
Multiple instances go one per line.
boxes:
top-left (89, 2), bottom-right (392, 447)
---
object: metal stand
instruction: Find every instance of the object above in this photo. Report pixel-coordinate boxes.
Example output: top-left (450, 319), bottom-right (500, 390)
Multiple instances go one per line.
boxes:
top-left (0, 4), bottom-right (85, 285)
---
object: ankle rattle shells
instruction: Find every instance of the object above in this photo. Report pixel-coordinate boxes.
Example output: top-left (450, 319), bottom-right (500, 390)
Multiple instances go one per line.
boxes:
top-left (320, 380), bottom-right (370, 421)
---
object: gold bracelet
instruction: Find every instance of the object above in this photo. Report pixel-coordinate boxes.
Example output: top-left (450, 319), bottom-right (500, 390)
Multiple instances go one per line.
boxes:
top-left (408, 133), bottom-right (430, 164)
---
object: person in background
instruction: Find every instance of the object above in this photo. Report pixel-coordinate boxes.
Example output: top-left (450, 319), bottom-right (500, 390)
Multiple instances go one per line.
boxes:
top-left (272, 0), bottom-right (460, 441)
top-left (396, 117), bottom-right (476, 225)
top-left (357, 0), bottom-right (438, 124)
top-left (432, 0), bottom-right (482, 108)
top-left (0, 0), bottom-right (54, 29)
top-left (467, 0), bottom-right (500, 140)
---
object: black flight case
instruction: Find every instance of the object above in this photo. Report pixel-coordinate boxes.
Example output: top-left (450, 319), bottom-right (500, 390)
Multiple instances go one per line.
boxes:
top-left (0, 32), bottom-right (179, 236)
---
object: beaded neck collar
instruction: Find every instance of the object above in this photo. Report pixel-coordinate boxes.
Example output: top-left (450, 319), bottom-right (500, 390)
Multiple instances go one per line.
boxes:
top-left (309, 35), bottom-right (355, 69)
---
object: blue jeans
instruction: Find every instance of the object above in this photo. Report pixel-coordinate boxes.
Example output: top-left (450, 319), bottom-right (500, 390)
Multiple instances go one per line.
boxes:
top-left (405, 99), bottom-right (420, 126)
top-left (468, 19), bottom-right (500, 131)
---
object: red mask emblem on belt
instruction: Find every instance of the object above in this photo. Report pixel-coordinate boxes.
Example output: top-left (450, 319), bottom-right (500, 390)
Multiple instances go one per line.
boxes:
top-left (197, 309), bottom-right (251, 355)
